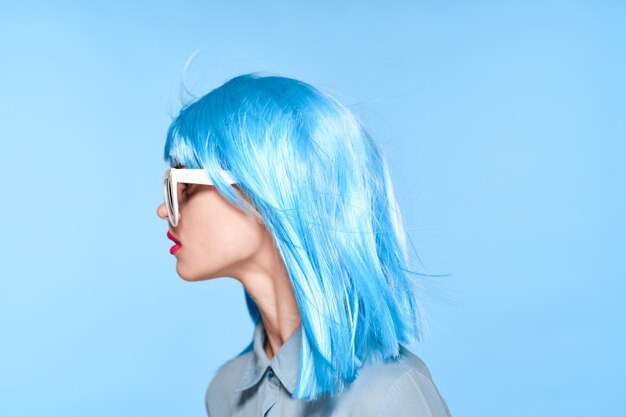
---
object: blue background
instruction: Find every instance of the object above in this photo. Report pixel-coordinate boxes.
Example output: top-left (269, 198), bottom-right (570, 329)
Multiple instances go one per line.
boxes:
top-left (1, 1), bottom-right (624, 416)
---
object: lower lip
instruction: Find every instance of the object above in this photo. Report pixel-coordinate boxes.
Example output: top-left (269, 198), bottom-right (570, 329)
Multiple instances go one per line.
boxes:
top-left (170, 244), bottom-right (182, 255)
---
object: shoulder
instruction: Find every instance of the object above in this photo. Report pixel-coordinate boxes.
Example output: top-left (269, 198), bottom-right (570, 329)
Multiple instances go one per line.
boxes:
top-left (204, 351), bottom-right (251, 417)
top-left (347, 346), bottom-right (452, 417)
top-left (350, 346), bottom-right (432, 393)
top-left (376, 346), bottom-right (452, 417)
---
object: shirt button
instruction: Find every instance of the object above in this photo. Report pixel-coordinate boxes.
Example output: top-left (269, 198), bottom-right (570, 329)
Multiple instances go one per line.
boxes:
top-left (268, 368), bottom-right (274, 378)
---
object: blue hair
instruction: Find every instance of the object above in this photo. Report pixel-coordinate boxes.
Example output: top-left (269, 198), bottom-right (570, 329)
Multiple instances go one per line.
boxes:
top-left (163, 72), bottom-right (427, 401)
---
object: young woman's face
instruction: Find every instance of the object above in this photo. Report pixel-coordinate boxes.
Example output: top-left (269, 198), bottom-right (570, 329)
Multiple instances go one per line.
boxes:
top-left (156, 171), bottom-right (267, 282)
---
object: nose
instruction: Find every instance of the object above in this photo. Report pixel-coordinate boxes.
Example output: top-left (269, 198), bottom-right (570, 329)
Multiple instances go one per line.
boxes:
top-left (157, 202), bottom-right (168, 221)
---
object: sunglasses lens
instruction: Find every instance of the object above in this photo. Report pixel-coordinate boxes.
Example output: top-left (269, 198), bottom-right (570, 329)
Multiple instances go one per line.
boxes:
top-left (164, 176), bottom-right (176, 225)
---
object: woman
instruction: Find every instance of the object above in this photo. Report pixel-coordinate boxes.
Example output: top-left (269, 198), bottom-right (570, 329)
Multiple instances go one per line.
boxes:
top-left (156, 73), bottom-right (452, 416)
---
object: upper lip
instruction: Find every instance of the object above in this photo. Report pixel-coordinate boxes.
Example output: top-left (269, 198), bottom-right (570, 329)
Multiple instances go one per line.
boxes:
top-left (167, 230), bottom-right (181, 245)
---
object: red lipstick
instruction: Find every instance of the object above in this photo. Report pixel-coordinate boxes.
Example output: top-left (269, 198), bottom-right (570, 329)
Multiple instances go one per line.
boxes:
top-left (167, 230), bottom-right (182, 255)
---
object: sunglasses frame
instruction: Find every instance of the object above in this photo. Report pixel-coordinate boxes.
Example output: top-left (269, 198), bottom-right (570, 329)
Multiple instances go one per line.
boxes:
top-left (163, 168), bottom-right (237, 227)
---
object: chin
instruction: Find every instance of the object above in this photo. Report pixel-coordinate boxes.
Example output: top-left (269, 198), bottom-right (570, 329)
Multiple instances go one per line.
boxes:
top-left (175, 264), bottom-right (200, 282)
top-left (175, 264), bottom-right (221, 282)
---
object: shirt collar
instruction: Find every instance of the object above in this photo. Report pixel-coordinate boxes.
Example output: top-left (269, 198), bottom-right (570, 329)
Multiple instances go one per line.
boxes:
top-left (234, 320), bottom-right (302, 395)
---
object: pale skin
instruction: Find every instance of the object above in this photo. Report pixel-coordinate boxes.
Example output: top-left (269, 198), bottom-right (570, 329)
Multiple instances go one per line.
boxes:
top-left (156, 166), bottom-right (302, 360)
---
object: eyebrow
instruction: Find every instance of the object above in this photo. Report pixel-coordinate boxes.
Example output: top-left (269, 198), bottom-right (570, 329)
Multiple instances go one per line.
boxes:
top-left (174, 163), bottom-right (186, 169)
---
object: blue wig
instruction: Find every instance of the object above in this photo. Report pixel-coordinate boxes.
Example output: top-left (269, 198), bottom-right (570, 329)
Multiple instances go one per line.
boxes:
top-left (163, 73), bottom-right (427, 401)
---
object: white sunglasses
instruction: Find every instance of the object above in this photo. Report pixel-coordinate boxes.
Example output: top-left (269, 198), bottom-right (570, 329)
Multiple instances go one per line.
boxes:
top-left (163, 168), bottom-right (237, 227)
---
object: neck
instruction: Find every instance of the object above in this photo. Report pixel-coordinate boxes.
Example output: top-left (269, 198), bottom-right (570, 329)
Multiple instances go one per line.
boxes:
top-left (234, 228), bottom-right (302, 361)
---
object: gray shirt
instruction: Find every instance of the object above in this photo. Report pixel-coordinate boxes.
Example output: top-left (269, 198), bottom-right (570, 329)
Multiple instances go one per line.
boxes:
top-left (205, 321), bottom-right (452, 417)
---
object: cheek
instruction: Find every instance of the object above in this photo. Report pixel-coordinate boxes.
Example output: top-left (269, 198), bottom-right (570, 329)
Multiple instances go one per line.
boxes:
top-left (202, 214), bottom-right (261, 255)
top-left (183, 194), bottom-right (264, 266)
